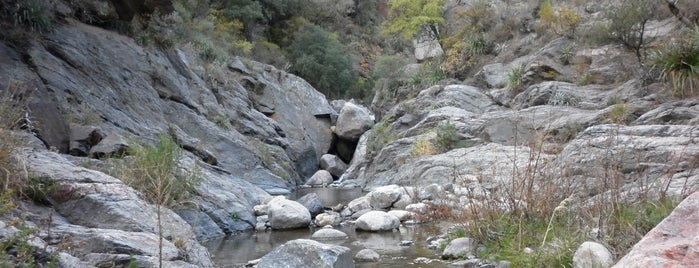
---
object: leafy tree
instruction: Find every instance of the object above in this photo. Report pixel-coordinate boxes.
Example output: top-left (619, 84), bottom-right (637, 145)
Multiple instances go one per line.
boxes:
top-left (601, 0), bottom-right (659, 62)
top-left (381, 0), bottom-right (447, 40)
top-left (215, 0), bottom-right (302, 39)
top-left (286, 24), bottom-right (356, 98)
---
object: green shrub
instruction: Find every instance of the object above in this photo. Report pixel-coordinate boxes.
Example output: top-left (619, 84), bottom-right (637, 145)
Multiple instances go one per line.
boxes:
top-left (3, 0), bottom-right (54, 33)
top-left (507, 64), bottom-right (526, 94)
top-left (650, 30), bottom-right (699, 97)
top-left (434, 121), bottom-right (459, 153)
top-left (286, 24), bottom-right (357, 99)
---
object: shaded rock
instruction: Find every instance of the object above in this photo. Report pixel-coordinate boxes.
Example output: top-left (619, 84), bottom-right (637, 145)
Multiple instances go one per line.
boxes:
top-left (613, 192), bottom-right (699, 267)
top-left (315, 212), bottom-right (342, 227)
top-left (355, 211), bottom-right (400, 232)
top-left (334, 102), bottom-right (374, 141)
top-left (174, 207), bottom-right (225, 241)
top-left (320, 154), bottom-right (349, 178)
top-left (69, 124), bottom-right (104, 156)
top-left (311, 228), bottom-right (349, 240)
top-left (306, 170), bottom-right (334, 186)
top-left (297, 193), bottom-right (324, 217)
top-left (88, 133), bottom-right (128, 158)
top-left (442, 238), bottom-right (476, 259)
top-left (572, 241), bottom-right (613, 268)
top-left (355, 248), bottom-right (380, 262)
top-left (257, 239), bottom-right (353, 268)
top-left (267, 196), bottom-right (311, 229)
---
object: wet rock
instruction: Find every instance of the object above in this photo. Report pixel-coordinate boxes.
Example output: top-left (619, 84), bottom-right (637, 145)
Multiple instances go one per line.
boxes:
top-left (572, 241), bottom-right (613, 268)
top-left (267, 196), bottom-right (311, 229)
top-left (311, 228), bottom-right (349, 241)
top-left (355, 248), bottom-right (380, 262)
top-left (334, 102), bottom-right (374, 141)
top-left (257, 239), bottom-right (353, 268)
top-left (442, 238), bottom-right (476, 259)
top-left (355, 211), bottom-right (400, 232)
top-left (306, 170), bottom-right (334, 186)
top-left (297, 192), bottom-right (324, 217)
top-left (320, 154), bottom-right (349, 178)
top-left (613, 192), bottom-right (699, 267)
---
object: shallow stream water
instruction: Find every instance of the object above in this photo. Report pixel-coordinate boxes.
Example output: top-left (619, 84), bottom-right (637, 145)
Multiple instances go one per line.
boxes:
top-left (203, 188), bottom-right (450, 268)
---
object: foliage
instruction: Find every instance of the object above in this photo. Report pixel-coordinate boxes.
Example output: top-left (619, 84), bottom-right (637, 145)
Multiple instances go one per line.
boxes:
top-left (607, 103), bottom-right (632, 124)
top-left (599, 0), bottom-right (659, 61)
top-left (0, 82), bottom-right (29, 203)
top-left (410, 138), bottom-right (438, 158)
top-left (536, 0), bottom-right (581, 38)
top-left (507, 64), bottom-right (526, 94)
top-left (650, 30), bottom-right (699, 97)
top-left (434, 121), bottom-right (459, 153)
top-left (441, 1), bottom-right (494, 79)
top-left (1, 0), bottom-right (54, 33)
top-left (215, 0), bottom-right (303, 39)
top-left (381, 0), bottom-right (447, 40)
top-left (286, 24), bottom-right (357, 99)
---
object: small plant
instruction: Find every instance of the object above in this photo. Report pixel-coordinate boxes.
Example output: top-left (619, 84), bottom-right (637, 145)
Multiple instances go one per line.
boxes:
top-left (608, 103), bottom-right (631, 124)
top-left (575, 73), bottom-right (593, 86)
top-left (366, 123), bottom-right (397, 159)
top-left (536, 0), bottom-right (582, 38)
top-left (5, 0), bottom-right (54, 33)
top-left (650, 30), bottom-right (699, 97)
top-left (410, 138), bottom-right (438, 158)
top-left (434, 122), bottom-right (459, 153)
top-left (507, 64), bottom-right (526, 94)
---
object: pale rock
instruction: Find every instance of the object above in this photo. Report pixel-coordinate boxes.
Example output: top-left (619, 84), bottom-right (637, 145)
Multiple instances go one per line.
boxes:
top-left (355, 211), bottom-right (400, 232)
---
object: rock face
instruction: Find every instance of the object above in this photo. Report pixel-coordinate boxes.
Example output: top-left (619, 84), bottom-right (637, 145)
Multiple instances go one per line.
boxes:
top-left (267, 196), bottom-right (312, 229)
top-left (355, 211), bottom-right (400, 232)
top-left (257, 239), bottom-right (354, 268)
top-left (573, 242), bottom-right (614, 268)
top-left (613, 192), bottom-right (699, 267)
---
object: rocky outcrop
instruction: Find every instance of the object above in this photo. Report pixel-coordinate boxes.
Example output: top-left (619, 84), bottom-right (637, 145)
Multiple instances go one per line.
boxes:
top-left (257, 239), bottom-right (354, 268)
top-left (613, 192), bottom-right (699, 267)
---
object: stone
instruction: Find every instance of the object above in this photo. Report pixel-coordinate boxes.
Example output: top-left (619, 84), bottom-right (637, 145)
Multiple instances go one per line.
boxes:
top-left (311, 228), bottom-right (349, 240)
top-left (367, 185), bottom-right (406, 209)
top-left (320, 154), bottom-right (349, 178)
top-left (253, 204), bottom-right (269, 216)
top-left (613, 192), bottom-right (699, 267)
top-left (387, 210), bottom-right (412, 221)
top-left (347, 196), bottom-right (371, 213)
top-left (354, 248), bottom-right (380, 262)
top-left (267, 196), bottom-right (312, 229)
top-left (572, 241), bottom-right (613, 268)
top-left (413, 35), bottom-right (444, 61)
top-left (334, 102), bottom-right (374, 141)
top-left (69, 124), bottom-right (105, 156)
top-left (442, 238), bottom-right (476, 259)
top-left (448, 259), bottom-right (480, 268)
top-left (406, 203), bottom-right (428, 214)
top-left (257, 239), bottom-right (353, 268)
top-left (355, 211), bottom-right (400, 232)
top-left (297, 192), bottom-right (324, 217)
top-left (88, 133), bottom-right (128, 158)
top-left (306, 170), bottom-right (334, 186)
top-left (419, 184), bottom-right (443, 201)
top-left (315, 212), bottom-right (342, 227)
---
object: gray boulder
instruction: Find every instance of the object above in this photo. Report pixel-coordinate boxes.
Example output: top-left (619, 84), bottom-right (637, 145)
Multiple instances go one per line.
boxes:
top-left (355, 211), bottom-right (400, 232)
top-left (387, 210), bottom-right (412, 222)
top-left (320, 154), bottom-right (349, 178)
top-left (88, 133), bottom-right (129, 159)
top-left (367, 185), bottom-right (407, 209)
top-left (68, 124), bottom-right (105, 156)
top-left (334, 102), bottom-right (374, 141)
top-left (267, 196), bottom-right (312, 229)
top-left (314, 212), bottom-right (342, 227)
top-left (413, 34), bottom-right (444, 61)
top-left (572, 241), bottom-right (613, 268)
top-left (306, 170), bottom-right (334, 186)
top-left (257, 239), bottom-right (354, 268)
top-left (354, 248), bottom-right (380, 262)
top-left (442, 238), bottom-right (476, 259)
top-left (347, 196), bottom-right (371, 213)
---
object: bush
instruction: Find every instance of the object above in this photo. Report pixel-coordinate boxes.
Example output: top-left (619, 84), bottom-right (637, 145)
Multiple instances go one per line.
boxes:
top-left (410, 138), bottom-right (438, 158)
top-left (650, 30), bottom-right (699, 97)
top-left (2, 0), bottom-right (54, 33)
top-left (507, 64), bottom-right (526, 94)
top-left (434, 121), bottom-right (459, 153)
top-left (599, 0), bottom-right (659, 61)
top-left (536, 0), bottom-right (581, 38)
top-left (286, 24), bottom-right (357, 99)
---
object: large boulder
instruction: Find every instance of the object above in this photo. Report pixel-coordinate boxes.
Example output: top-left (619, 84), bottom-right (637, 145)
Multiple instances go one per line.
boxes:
top-left (334, 102), bottom-right (374, 141)
top-left (573, 242), bottom-right (613, 268)
top-left (355, 211), bottom-right (400, 232)
top-left (613, 192), bottom-right (699, 267)
top-left (320, 154), bottom-right (349, 178)
top-left (257, 239), bottom-right (354, 268)
top-left (367, 185), bottom-right (409, 209)
top-left (306, 170), bottom-right (334, 186)
top-left (267, 196), bottom-right (312, 229)
top-left (413, 34), bottom-right (444, 61)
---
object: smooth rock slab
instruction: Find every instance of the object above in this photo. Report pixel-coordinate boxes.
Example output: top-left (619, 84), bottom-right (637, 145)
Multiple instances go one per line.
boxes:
top-left (311, 228), bottom-right (349, 240)
top-left (257, 239), bottom-right (354, 268)
top-left (355, 211), bottom-right (399, 232)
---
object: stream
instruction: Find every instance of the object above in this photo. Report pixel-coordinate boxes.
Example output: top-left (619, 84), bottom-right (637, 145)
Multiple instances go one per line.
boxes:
top-left (203, 188), bottom-right (451, 268)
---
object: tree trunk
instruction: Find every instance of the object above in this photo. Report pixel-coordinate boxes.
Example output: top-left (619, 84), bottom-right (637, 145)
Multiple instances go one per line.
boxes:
top-left (665, 0), bottom-right (696, 28)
